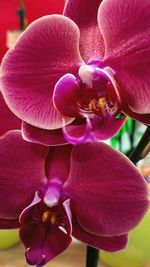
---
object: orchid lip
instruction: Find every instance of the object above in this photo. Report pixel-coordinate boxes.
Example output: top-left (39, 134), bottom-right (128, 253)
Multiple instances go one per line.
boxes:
top-left (62, 117), bottom-right (97, 145)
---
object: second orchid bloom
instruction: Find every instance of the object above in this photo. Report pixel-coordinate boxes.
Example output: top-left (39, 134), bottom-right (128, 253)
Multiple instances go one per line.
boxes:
top-left (0, 131), bottom-right (148, 266)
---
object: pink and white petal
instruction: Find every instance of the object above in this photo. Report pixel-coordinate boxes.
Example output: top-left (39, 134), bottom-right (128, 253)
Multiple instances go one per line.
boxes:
top-left (63, 119), bottom-right (96, 145)
top-left (64, 0), bottom-right (104, 62)
top-left (64, 142), bottom-right (149, 236)
top-left (45, 144), bottom-right (72, 184)
top-left (20, 223), bottom-right (72, 266)
top-left (19, 192), bottom-right (41, 225)
top-left (62, 115), bottom-right (126, 146)
top-left (98, 0), bottom-right (150, 115)
top-left (0, 92), bottom-right (20, 136)
top-left (22, 122), bottom-right (68, 146)
top-left (73, 216), bottom-right (128, 252)
top-left (0, 218), bottom-right (19, 229)
top-left (0, 130), bottom-right (48, 219)
top-left (53, 73), bottom-right (81, 118)
top-left (0, 15), bottom-right (83, 130)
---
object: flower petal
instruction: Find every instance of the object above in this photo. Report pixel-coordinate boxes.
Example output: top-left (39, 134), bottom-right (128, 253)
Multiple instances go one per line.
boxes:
top-left (64, 142), bottom-right (149, 236)
top-left (0, 130), bottom-right (48, 219)
top-left (89, 115), bottom-right (126, 140)
top-left (45, 144), bottom-right (72, 184)
top-left (0, 92), bottom-right (20, 136)
top-left (73, 216), bottom-right (128, 252)
top-left (22, 122), bottom-right (68, 146)
top-left (0, 15), bottom-right (83, 130)
top-left (64, 0), bottom-right (104, 62)
top-left (20, 223), bottom-right (71, 266)
top-left (0, 218), bottom-right (19, 229)
top-left (98, 0), bottom-right (150, 115)
top-left (122, 107), bottom-right (150, 126)
top-left (53, 73), bottom-right (80, 118)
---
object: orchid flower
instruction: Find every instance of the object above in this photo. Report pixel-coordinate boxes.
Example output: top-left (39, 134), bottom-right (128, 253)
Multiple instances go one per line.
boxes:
top-left (0, 0), bottom-right (150, 145)
top-left (0, 130), bottom-right (148, 266)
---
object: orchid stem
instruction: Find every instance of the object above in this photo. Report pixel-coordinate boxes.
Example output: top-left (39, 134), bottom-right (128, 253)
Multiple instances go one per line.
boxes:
top-left (86, 246), bottom-right (99, 267)
top-left (18, 0), bottom-right (25, 31)
top-left (129, 126), bottom-right (150, 164)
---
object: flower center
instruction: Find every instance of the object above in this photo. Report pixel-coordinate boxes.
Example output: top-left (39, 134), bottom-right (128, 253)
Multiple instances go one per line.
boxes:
top-left (88, 97), bottom-right (107, 116)
top-left (78, 64), bottom-right (120, 119)
top-left (42, 210), bottom-right (57, 225)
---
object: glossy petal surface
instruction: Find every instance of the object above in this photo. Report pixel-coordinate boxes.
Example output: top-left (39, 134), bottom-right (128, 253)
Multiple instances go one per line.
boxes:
top-left (20, 195), bottom-right (72, 266)
top-left (46, 145), bottom-right (72, 184)
top-left (0, 131), bottom-right (48, 218)
top-left (0, 15), bottom-right (83, 129)
top-left (64, 0), bottom-right (104, 62)
top-left (0, 218), bottom-right (19, 229)
top-left (20, 223), bottom-right (71, 267)
top-left (0, 92), bottom-right (20, 136)
top-left (22, 122), bottom-right (67, 146)
top-left (99, 0), bottom-right (150, 115)
top-left (65, 142), bottom-right (149, 236)
top-left (73, 216), bottom-right (128, 252)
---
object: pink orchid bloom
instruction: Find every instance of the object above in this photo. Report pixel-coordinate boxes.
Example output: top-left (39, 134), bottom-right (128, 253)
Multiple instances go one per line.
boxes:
top-left (0, 0), bottom-right (150, 146)
top-left (0, 130), bottom-right (149, 266)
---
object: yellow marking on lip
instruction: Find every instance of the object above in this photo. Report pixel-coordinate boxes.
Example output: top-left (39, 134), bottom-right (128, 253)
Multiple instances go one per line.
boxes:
top-left (50, 214), bottom-right (57, 225)
top-left (88, 97), bottom-right (106, 113)
top-left (42, 210), bottom-right (57, 225)
top-left (42, 211), bottom-right (50, 222)
top-left (98, 97), bottom-right (106, 108)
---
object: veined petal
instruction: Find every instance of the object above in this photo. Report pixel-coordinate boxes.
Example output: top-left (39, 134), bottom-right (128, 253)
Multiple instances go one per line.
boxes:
top-left (0, 92), bottom-right (20, 136)
top-left (45, 144), bottom-right (72, 184)
top-left (0, 15), bottom-right (83, 130)
top-left (0, 218), bottom-right (19, 229)
top-left (73, 216), bottom-right (128, 252)
top-left (64, 0), bottom-right (104, 62)
top-left (64, 142), bottom-right (149, 236)
top-left (22, 122), bottom-right (68, 146)
top-left (20, 222), bottom-right (72, 267)
top-left (98, 0), bottom-right (150, 115)
top-left (0, 131), bottom-right (48, 219)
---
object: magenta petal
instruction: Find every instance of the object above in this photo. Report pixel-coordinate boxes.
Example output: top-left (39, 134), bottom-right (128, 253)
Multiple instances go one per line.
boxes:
top-left (20, 223), bottom-right (72, 266)
top-left (0, 92), bottom-right (20, 136)
top-left (0, 131), bottom-right (48, 219)
top-left (0, 218), bottom-right (19, 229)
top-left (53, 73), bottom-right (80, 118)
top-left (22, 122), bottom-right (68, 146)
top-left (122, 107), bottom-right (150, 126)
top-left (45, 145), bottom-right (72, 184)
top-left (73, 216), bottom-right (128, 252)
top-left (62, 115), bottom-right (126, 144)
top-left (0, 15), bottom-right (83, 129)
top-left (64, 0), bottom-right (104, 62)
top-left (99, 0), bottom-right (150, 115)
top-left (64, 142), bottom-right (149, 236)
top-left (89, 115), bottom-right (126, 140)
